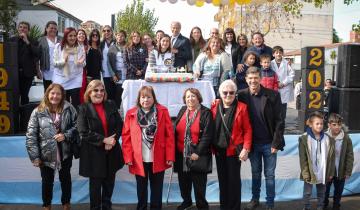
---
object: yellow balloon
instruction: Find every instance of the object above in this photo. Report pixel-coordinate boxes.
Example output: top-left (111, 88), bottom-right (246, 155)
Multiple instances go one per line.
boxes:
top-left (213, 0), bottom-right (221, 6)
top-left (236, 0), bottom-right (251, 4)
top-left (229, 0), bottom-right (235, 5)
top-left (195, 0), bottom-right (205, 6)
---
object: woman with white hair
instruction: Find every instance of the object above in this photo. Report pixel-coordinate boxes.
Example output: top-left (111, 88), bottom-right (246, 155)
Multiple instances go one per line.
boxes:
top-left (211, 79), bottom-right (253, 210)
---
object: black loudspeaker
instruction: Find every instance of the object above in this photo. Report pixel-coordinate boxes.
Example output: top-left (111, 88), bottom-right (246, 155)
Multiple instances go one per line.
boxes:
top-left (336, 44), bottom-right (360, 88)
top-left (18, 102), bottom-right (39, 133)
top-left (330, 87), bottom-right (360, 131)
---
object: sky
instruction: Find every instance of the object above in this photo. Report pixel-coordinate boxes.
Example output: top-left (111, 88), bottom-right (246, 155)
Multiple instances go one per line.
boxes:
top-left (51, 0), bottom-right (360, 41)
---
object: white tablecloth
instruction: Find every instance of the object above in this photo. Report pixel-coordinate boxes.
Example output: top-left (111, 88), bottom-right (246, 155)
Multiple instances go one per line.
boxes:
top-left (121, 80), bottom-right (216, 117)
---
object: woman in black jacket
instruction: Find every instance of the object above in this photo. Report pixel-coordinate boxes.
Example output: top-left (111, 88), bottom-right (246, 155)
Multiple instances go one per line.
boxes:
top-left (77, 79), bottom-right (124, 210)
top-left (174, 88), bottom-right (214, 210)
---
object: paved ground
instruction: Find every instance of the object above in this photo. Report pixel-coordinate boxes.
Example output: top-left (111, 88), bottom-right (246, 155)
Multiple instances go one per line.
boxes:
top-left (1, 194), bottom-right (360, 210)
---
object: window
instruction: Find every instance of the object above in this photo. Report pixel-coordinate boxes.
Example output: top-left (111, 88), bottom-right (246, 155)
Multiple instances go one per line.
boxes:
top-left (58, 15), bottom-right (65, 33)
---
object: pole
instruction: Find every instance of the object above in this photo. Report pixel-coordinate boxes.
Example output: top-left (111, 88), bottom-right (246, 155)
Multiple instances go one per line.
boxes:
top-left (166, 167), bottom-right (174, 205)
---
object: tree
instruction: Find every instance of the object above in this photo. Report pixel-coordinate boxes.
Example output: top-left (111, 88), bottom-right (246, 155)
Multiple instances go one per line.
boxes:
top-left (332, 28), bottom-right (341, 43)
top-left (29, 24), bottom-right (43, 41)
top-left (0, 0), bottom-right (19, 39)
top-left (115, 0), bottom-right (158, 37)
top-left (352, 20), bottom-right (360, 33)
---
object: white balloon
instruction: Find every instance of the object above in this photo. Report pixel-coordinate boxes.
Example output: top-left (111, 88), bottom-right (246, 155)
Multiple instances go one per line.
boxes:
top-left (221, 0), bottom-right (229, 4)
top-left (168, 0), bottom-right (178, 3)
top-left (159, 0), bottom-right (167, 2)
top-left (187, 0), bottom-right (196, 5)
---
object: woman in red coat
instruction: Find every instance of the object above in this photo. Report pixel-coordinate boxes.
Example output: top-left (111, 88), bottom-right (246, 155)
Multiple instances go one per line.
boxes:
top-left (211, 79), bottom-right (252, 210)
top-left (122, 85), bottom-right (175, 210)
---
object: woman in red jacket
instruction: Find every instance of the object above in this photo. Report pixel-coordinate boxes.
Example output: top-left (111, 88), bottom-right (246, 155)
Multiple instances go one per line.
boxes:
top-left (211, 79), bottom-right (253, 210)
top-left (122, 86), bottom-right (175, 210)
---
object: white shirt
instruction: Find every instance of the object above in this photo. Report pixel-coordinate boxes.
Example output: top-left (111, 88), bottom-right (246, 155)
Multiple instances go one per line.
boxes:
top-left (115, 51), bottom-right (126, 84)
top-left (102, 43), bottom-right (112, 78)
top-left (308, 134), bottom-right (329, 184)
top-left (43, 37), bottom-right (57, 80)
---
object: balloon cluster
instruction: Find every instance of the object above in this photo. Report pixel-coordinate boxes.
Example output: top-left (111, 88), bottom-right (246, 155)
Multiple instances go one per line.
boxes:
top-left (158, 0), bottom-right (255, 7)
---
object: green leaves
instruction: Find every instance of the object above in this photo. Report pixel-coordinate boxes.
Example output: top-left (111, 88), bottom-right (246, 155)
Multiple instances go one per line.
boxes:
top-left (0, 0), bottom-right (19, 38)
top-left (115, 0), bottom-right (158, 37)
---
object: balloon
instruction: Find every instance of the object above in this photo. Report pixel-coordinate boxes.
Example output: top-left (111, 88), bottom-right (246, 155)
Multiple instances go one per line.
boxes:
top-left (205, 0), bottom-right (212, 3)
top-left (187, 0), bottom-right (196, 5)
top-left (213, 0), bottom-right (221, 6)
top-left (221, 0), bottom-right (229, 4)
top-left (229, 0), bottom-right (236, 5)
top-left (236, 0), bottom-right (252, 4)
top-left (168, 0), bottom-right (178, 3)
top-left (195, 0), bottom-right (205, 6)
top-left (159, 0), bottom-right (167, 2)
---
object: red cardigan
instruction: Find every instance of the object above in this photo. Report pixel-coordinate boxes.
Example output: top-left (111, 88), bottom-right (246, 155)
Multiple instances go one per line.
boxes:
top-left (122, 104), bottom-right (175, 177)
top-left (211, 99), bottom-right (253, 156)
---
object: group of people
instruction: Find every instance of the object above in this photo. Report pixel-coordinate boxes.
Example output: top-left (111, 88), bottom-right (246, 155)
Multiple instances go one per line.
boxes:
top-left (19, 19), bottom-right (354, 210)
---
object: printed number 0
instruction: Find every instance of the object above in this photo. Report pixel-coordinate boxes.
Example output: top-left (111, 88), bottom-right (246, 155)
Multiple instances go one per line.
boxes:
top-left (308, 70), bottom-right (322, 88)
top-left (308, 91), bottom-right (322, 109)
top-left (309, 48), bottom-right (323, 67)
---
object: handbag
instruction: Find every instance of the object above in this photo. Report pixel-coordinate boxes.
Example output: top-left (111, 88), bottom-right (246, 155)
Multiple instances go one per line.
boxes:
top-left (186, 144), bottom-right (212, 173)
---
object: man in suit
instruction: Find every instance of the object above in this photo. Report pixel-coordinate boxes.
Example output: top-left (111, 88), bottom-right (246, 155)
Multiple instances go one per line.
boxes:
top-left (237, 67), bottom-right (285, 210)
top-left (170, 21), bottom-right (192, 68)
top-left (10, 21), bottom-right (39, 105)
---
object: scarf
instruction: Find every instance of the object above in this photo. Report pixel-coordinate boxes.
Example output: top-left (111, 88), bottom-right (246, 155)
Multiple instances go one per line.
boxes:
top-left (183, 105), bottom-right (201, 172)
top-left (214, 99), bottom-right (237, 150)
top-left (63, 45), bottom-right (78, 77)
top-left (137, 106), bottom-right (157, 149)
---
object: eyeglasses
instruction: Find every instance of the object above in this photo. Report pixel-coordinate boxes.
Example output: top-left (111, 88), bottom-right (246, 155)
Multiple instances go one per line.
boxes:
top-left (93, 89), bottom-right (105, 93)
top-left (103, 29), bottom-right (111, 33)
top-left (222, 91), bottom-right (235, 96)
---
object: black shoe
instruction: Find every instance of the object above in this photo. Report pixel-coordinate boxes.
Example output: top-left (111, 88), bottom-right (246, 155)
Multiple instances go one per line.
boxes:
top-left (266, 207), bottom-right (274, 210)
top-left (244, 200), bottom-right (259, 210)
top-left (177, 202), bottom-right (193, 210)
top-left (332, 205), bottom-right (340, 210)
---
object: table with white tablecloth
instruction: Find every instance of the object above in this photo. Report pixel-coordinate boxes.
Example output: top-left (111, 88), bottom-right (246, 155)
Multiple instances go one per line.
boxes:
top-left (121, 80), bottom-right (216, 117)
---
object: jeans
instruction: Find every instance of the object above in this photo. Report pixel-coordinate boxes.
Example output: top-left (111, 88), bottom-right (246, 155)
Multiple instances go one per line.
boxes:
top-left (249, 143), bottom-right (277, 208)
top-left (324, 177), bottom-right (345, 208)
top-left (303, 182), bottom-right (325, 209)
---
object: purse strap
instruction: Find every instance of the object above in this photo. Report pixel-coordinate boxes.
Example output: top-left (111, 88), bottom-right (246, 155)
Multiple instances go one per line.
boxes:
top-left (218, 105), bottom-right (236, 147)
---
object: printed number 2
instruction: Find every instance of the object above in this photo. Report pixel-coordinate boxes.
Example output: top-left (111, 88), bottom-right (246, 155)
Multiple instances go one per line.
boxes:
top-left (309, 48), bottom-right (323, 67)
top-left (308, 91), bottom-right (322, 109)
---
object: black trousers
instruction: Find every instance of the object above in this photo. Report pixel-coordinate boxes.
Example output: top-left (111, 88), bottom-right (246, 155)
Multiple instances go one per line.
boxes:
top-left (135, 162), bottom-right (165, 210)
top-left (89, 174), bottom-right (116, 210)
top-left (216, 153), bottom-right (242, 210)
top-left (18, 72), bottom-right (33, 105)
top-left (103, 77), bottom-right (116, 101)
top-left (40, 158), bottom-right (72, 207)
top-left (114, 84), bottom-right (123, 109)
top-left (43, 79), bottom-right (52, 93)
top-left (324, 177), bottom-right (346, 208)
top-left (178, 170), bottom-right (209, 210)
top-left (65, 88), bottom-right (80, 108)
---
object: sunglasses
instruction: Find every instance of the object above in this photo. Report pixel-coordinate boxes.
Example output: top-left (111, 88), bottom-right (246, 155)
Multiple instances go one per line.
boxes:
top-left (93, 88), bottom-right (105, 93)
top-left (92, 34), bottom-right (99, 37)
top-left (222, 91), bottom-right (235, 96)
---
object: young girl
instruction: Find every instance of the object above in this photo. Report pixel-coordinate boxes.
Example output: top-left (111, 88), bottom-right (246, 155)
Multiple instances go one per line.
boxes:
top-left (299, 111), bottom-right (335, 210)
top-left (235, 51), bottom-right (257, 90)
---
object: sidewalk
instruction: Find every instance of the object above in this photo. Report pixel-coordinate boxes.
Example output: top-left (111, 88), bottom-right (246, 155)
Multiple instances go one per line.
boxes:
top-left (1, 195), bottom-right (360, 210)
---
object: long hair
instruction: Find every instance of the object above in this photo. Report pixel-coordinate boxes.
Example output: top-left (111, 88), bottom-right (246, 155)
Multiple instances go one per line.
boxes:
top-left (156, 34), bottom-right (171, 58)
top-left (38, 83), bottom-right (65, 113)
top-left (83, 80), bottom-right (107, 103)
top-left (88, 29), bottom-right (101, 47)
top-left (237, 34), bottom-right (249, 51)
top-left (77, 29), bottom-right (88, 47)
top-left (127, 31), bottom-right (144, 49)
top-left (60, 27), bottom-right (77, 50)
top-left (43, 21), bottom-right (58, 36)
top-left (205, 37), bottom-right (225, 60)
top-left (189, 26), bottom-right (206, 49)
top-left (223, 27), bottom-right (237, 45)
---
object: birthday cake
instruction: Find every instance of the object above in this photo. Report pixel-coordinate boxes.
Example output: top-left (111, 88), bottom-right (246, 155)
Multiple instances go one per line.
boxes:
top-left (145, 67), bottom-right (194, 83)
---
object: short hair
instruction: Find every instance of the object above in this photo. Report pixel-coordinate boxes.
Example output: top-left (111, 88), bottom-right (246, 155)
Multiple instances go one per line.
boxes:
top-left (182, 88), bottom-right (203, 104)
top-left (273, 46), bottom-right (284, 53)
top-left (260, 54), bottom-right (271, 61)
top-left (156, 30), bottom-right (164, 35)
top-left (84, 80), bottom-right (107, 103)
top-left (306, 111), bottom-right (324, 126)
top-left (328, 113), bottom-right (343, 124)
top-left (219, 79), bottom-right (237, 93)
top-left (18, 21), bottom-right (30, 29)
top-left (136, 86), bottom-right (158, 107)
top-left (246, 66), bottom-right (261, 77)
top-left (251, 31), bottom-right (264, 39)
top-left (38, 83), bottom-right (65, 113)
